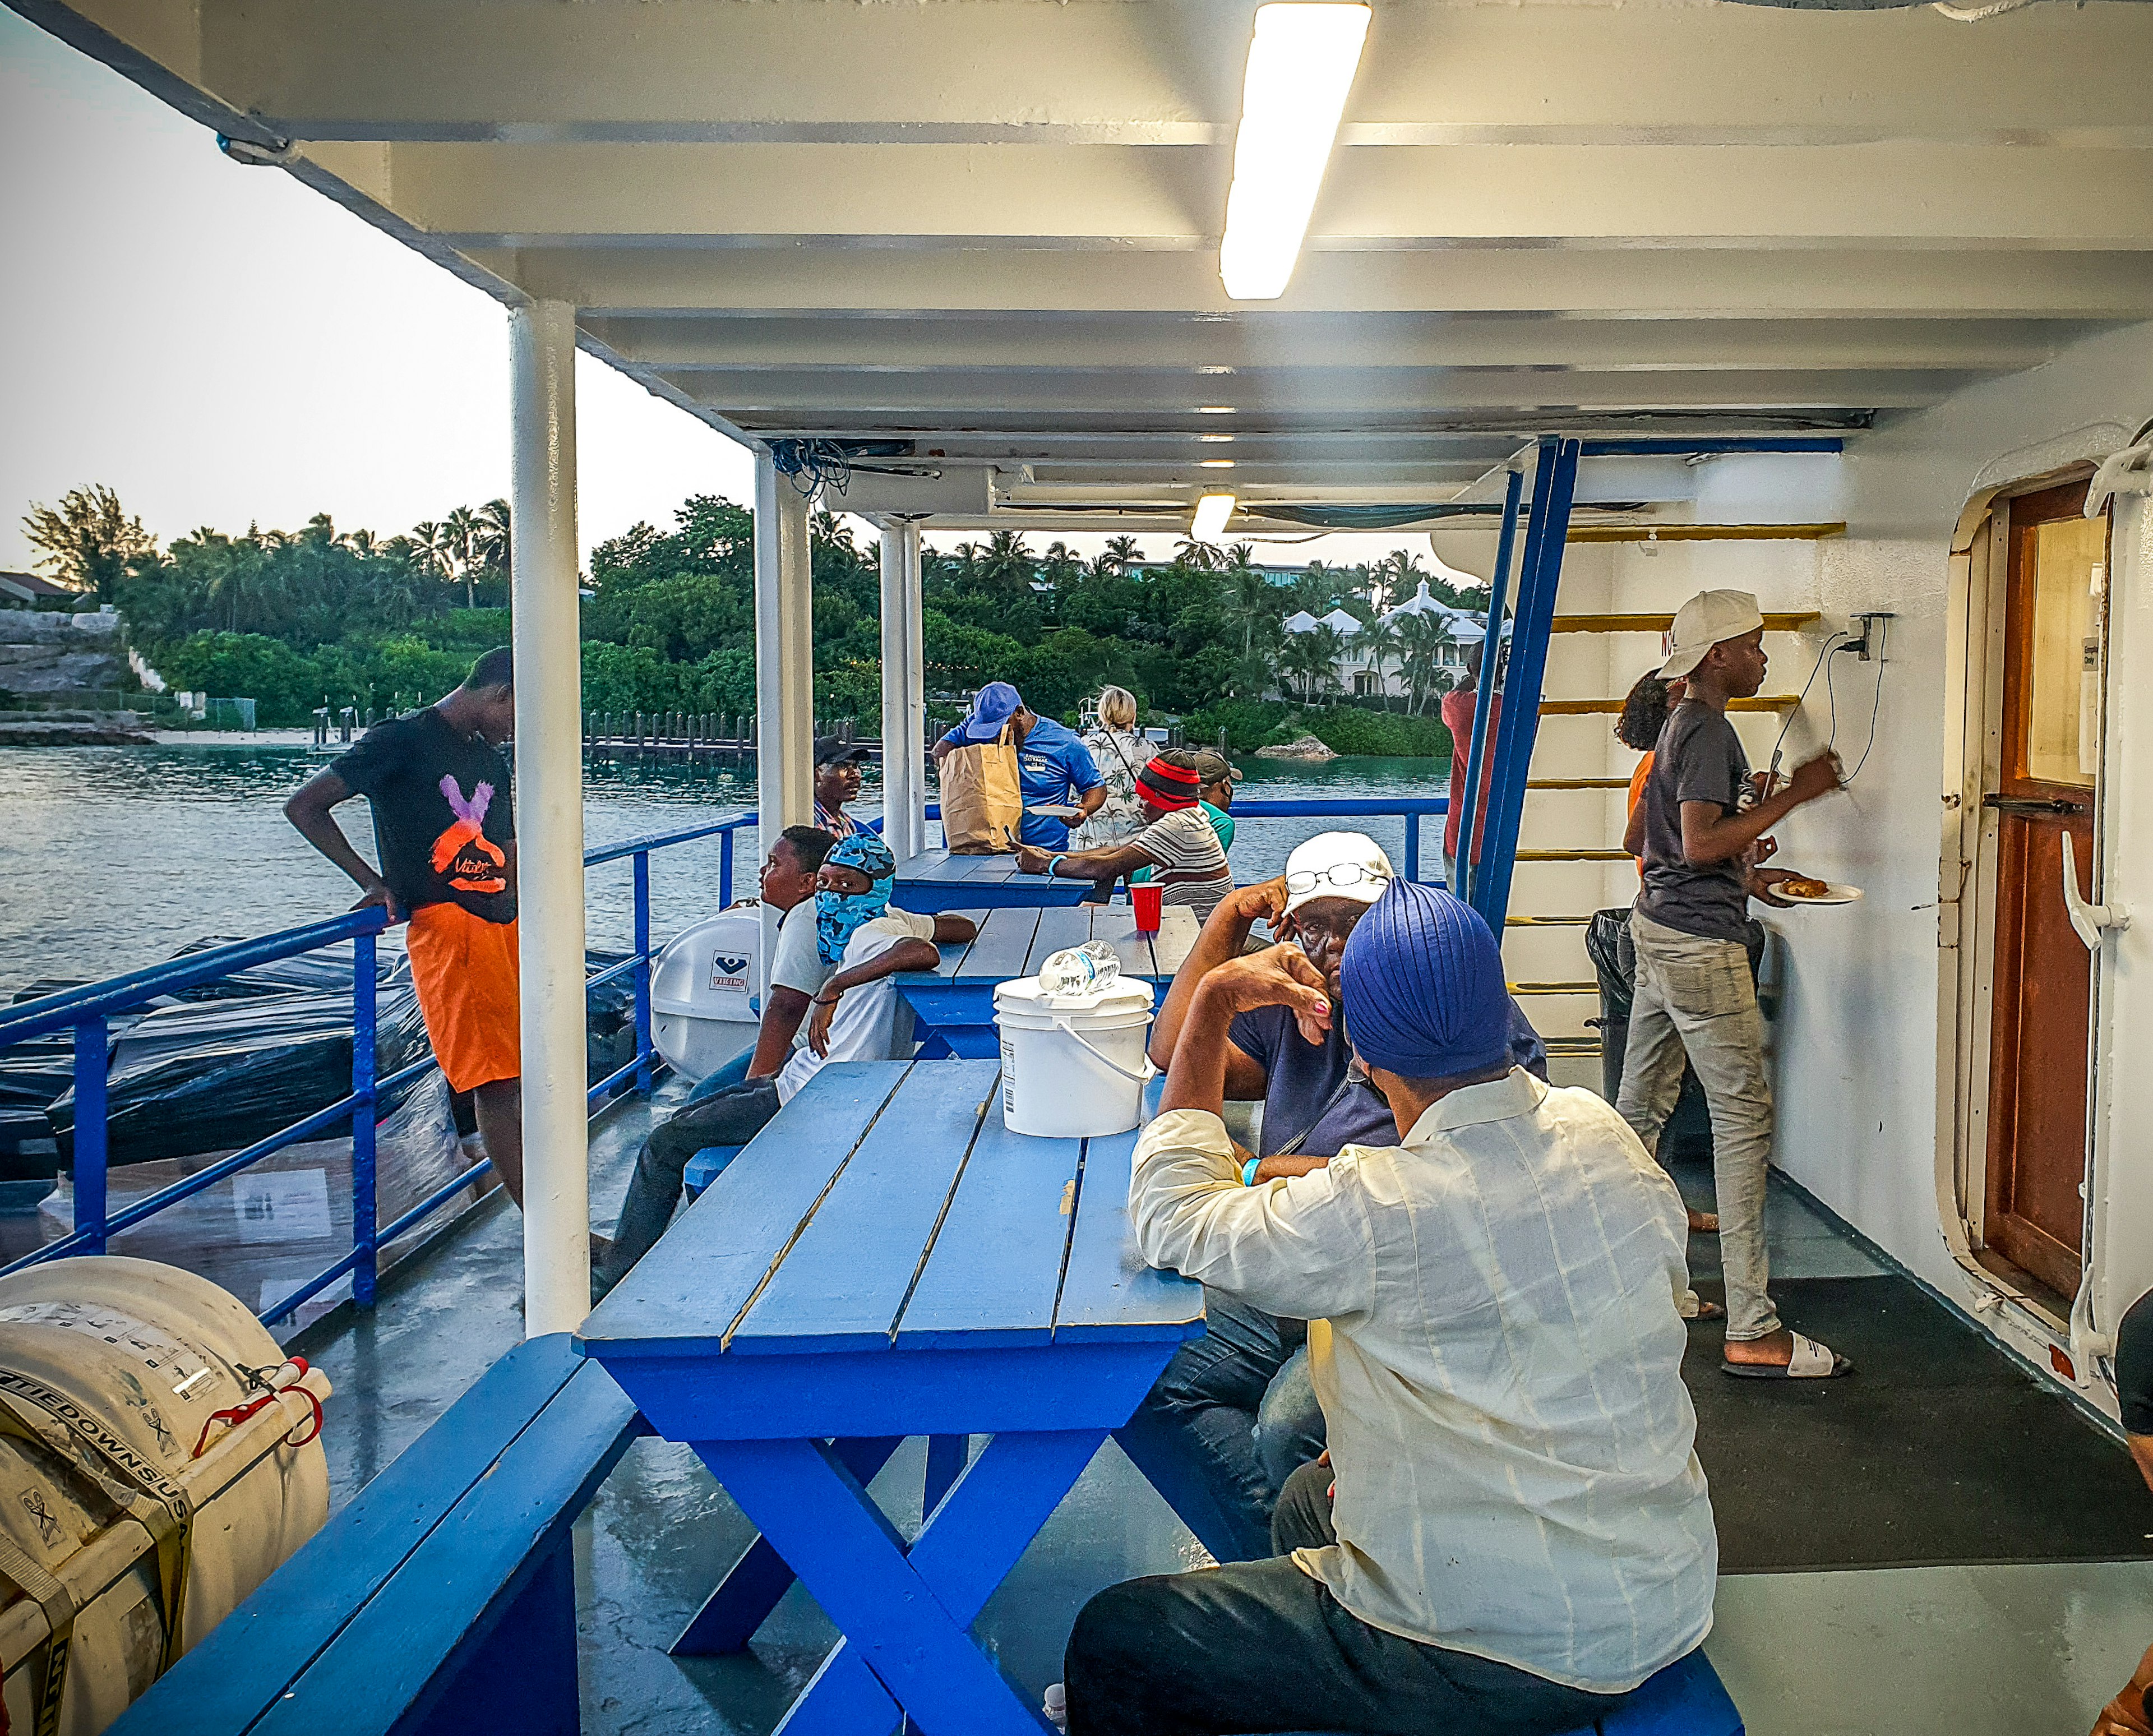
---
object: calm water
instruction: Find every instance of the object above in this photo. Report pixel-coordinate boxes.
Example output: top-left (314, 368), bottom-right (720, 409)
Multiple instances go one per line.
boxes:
top-left (0, 741), bottom-right (1452, 996)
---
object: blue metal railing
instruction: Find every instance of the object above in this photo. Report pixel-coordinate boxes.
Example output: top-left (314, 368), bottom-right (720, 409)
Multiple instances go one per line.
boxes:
top-left (1217, 797), bottom-right (1449, 885)
top-left (0, 812), bottom-right (761, 1325)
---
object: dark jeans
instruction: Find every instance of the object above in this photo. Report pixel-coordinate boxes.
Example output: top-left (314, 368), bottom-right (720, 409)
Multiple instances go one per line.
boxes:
top-left (599, 1079), bottom-right (780, 1291)
top-left (1065, 1461), bottom-right (1629, 1736)
top-left (1116, 1293), bottom-right (1328, 1563)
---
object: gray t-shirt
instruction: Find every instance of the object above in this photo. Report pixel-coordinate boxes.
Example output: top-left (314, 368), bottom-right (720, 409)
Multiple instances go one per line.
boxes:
top-left (1635, 701), bottom-right (1752, 943)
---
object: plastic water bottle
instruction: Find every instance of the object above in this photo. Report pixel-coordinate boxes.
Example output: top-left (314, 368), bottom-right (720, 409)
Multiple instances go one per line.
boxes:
top-left (1037, 940), bottom-right (1120, 998)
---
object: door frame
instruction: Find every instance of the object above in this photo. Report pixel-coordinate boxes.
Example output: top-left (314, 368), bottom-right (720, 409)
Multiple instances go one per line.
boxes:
top-left (1939, 464), bottom-right (2111, 1331)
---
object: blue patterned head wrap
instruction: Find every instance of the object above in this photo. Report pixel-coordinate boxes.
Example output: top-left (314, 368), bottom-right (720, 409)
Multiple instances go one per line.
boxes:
top-left (1339, 881), bottom-right (1511, 1081)
top-left (815, 832), bottom-right (898, 964)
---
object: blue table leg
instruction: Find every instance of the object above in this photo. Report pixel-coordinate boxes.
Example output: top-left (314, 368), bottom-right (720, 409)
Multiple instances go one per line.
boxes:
top-left (923, 1435), bottom-right (966, 1516)
top-left (697, 1429), bottom-right (1107, 1736)
top-left (672, 1436), bottom-right (903, 1657)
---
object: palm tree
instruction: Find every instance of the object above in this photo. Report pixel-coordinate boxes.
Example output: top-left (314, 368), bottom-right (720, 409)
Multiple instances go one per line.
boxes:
top-left (1278, 630), bottom-right (1327, 704)
top-left (1396, 612), bottom-right (1457, 715)
top-left (475, 498), bottom-right (512, 588)
top-left (1101, 535), bottom-right (1142, 574)
top-left (1225, 565), bottom-right (1277, 658)
top-left (1175, 537), bottom-right (1223, 571)
top-left (978, 528), bottom-right (1034, 595)
top-left (1357, 613), bottom-right (1400, 699)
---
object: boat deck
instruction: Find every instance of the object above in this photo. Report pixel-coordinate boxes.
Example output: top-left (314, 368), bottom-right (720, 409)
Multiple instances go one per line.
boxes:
top-left (295, 1075), bottom-right (2153, 1736)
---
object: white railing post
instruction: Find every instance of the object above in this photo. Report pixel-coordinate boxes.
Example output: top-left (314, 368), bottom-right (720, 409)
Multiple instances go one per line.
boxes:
top-left (880, 518), bottom-right (927, 859)
top-left (755, 449), bottom-right (816, 991)
top-left (509, 298), bottom-right (590, 1338)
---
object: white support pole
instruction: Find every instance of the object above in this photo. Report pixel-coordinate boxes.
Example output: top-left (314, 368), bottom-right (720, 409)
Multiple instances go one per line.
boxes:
top-left (879, 519), bottom-right (927, 860)
top-left (509, 298), bottom-right (588, 1338)
top-left (755, 451), bottom-right (816, 988)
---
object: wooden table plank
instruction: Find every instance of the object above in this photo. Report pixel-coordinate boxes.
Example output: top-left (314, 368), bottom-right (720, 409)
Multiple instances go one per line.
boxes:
top-left (731, 1061), bottom-right (999, 1354)
top-left (921, 909), bottom-right (990, 980)
top-left (1087, 906), bottom-right (1154, 982)
top-left (1028, 904), bottom-right (1096, 968)
top-left (895, 1107), bottom-right (1083, 1349)
top-left (579, 1063), bottom-right (904, 1350)
top-left (952, 907), bottom-right (1042, 984)
top-left (1054, 1129), bottom-right (1207, 1344)
top-left (900, 851), bottom-right (988, 883)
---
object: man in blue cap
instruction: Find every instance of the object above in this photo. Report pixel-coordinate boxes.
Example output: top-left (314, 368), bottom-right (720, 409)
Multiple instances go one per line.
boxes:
top-left (931, 681), bottom-right (1107, 851)
top-left (1059, 880), bottom-right (1715, 1736)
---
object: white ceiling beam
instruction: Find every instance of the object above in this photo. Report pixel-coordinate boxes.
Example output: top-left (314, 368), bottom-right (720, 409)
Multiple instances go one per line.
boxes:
top-left (320, 140), bottom-right (2153, 249)
top-left (592, 316), bottom-right (2085, 375)
top-left (158, 0), bottom-right (2153, 147)
top-left (501, 247), bottom-right (2153, 321)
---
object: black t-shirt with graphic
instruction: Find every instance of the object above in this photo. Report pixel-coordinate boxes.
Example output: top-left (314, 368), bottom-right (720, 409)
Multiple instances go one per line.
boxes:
top-left (331, 708), bottom-right (516, 924)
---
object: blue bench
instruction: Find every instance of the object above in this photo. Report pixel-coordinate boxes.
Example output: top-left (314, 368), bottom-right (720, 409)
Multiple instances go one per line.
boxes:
top-left (111, 1334), bottom-right (644, 1736)
top-left (682, 1143), bottom-right (743, 1199)
top-left (1249, 1647), bottom-right (1743, 1736)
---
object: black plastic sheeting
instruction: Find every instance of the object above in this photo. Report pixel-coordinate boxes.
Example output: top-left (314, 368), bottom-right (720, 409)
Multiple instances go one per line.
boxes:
top-left (6, 937), bottom-right (648, 1170)
top-left (47, 986), bottom-right (433, 1168)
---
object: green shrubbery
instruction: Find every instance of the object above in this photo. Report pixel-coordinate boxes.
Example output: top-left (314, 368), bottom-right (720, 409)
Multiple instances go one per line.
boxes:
top-left (1181, 699), bottom-right (1455, 759)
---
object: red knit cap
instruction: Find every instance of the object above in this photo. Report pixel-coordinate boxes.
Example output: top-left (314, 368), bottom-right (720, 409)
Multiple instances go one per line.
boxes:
top-left (1135, 755), bottom-right (1202, 811)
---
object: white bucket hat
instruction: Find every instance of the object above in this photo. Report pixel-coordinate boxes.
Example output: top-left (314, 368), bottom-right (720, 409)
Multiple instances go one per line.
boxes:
top-left (1660, 589), bottom-right (1764, 680)
top-left (1282, 831), bottom-right (1395, 918)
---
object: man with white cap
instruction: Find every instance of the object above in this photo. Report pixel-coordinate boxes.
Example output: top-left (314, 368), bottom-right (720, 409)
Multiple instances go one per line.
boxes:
top-left (1619, 589), bottom-right (1850, 1378)
top-left (1059, 881), bottom-right (1714, 1736)
top-left (1116, 832), bottom-right (1547, 1562)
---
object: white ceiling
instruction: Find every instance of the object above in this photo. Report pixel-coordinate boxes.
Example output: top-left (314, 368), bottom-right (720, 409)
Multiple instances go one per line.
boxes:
top-left (16, 0), bottom-right (2153, 528)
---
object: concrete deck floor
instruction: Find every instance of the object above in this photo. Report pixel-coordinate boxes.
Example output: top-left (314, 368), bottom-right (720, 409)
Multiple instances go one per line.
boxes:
top-left (298, 1073), bottom-right (2153, 1736)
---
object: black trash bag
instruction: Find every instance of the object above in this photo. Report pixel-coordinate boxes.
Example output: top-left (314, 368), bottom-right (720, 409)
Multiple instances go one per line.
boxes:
top-left (47, 985), bottom-right (431, 1168)
top-left (0, 1035), bottom-right (77, 1117)
top-left (162, 935), bottom-right (398, 1003)
top-left (584, 949), bottom-right (640, 1085)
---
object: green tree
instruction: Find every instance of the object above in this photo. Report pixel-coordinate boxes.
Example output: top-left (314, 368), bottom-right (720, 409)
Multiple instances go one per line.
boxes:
top-left (22, 484), bottom-right (158, 603)
top-left (1396, 612), bottom-right (1456, 714)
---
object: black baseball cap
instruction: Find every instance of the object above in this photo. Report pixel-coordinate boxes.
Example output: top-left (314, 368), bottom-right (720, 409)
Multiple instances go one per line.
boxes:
top-left (815, 736), bottom-right (875, 768)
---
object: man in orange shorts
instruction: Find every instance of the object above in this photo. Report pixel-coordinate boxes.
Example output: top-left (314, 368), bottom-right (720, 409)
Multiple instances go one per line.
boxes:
top-left (284, 648), bottom-right (528, 1205)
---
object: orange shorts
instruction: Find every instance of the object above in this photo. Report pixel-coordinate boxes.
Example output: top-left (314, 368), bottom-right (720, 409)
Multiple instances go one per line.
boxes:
top-left (405, 902), bottom-right (521, 1093)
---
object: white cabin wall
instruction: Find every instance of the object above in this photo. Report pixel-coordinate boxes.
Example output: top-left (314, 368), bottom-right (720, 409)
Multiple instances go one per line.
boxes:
top-left (1744, 321), bottom-right (2153, 1392)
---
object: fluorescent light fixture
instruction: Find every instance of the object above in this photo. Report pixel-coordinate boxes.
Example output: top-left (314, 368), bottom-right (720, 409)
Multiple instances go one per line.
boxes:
top-left (1219, 2), bottom-right (1370, 301)
top-left (1199, 433), bottom-right (1236, 444)
top-left (1200, 459), bottom-right (1236, 469)
top-left (1191, 492), bottom-right (1236, 541)
top-left (1196, 405), bottom-right (1236, 415)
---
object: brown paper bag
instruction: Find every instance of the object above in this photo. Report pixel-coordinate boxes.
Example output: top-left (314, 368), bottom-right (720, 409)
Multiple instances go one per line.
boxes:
top-left (937, 722), bottom-right (1025, 852)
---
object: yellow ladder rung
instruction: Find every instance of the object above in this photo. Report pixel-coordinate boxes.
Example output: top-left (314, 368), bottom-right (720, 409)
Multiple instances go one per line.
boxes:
top-left (1551, 612), bottom-right (1822, 634)
top-left (1563, 524), bottom-right (1845, 544)
top-left (1515, 848), bottom-right (1632, 861)
top-left (1505, 913), bottom-right (1593, 926)
top-left (1508, 981), bottom-right (1600, 995)
top-left (1527, 777), bottom-right (1631, 790)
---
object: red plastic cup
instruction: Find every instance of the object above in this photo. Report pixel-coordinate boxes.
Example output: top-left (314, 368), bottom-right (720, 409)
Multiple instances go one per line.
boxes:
top-left (1131, 883), bottom-right (1163, 933)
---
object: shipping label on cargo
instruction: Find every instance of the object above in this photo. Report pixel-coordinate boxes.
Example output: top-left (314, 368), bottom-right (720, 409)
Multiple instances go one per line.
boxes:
top-left (231, 1169), bottom-right (334, 1243)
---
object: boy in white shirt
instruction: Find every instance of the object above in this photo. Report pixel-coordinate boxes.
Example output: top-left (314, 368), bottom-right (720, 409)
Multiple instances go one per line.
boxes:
top-left (596, 833), bottom-right (974, 1293)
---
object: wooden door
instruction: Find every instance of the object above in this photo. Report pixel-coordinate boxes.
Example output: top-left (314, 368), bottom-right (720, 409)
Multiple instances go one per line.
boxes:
top-left (1983, 479), bottom-right (2108, 1300)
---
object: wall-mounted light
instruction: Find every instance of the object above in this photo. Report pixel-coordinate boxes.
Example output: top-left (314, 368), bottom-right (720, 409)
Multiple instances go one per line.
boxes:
top-left (1219, 2), bottom-right (1371, 302)
top-left (1191, 493), bottom-right (1236, 541)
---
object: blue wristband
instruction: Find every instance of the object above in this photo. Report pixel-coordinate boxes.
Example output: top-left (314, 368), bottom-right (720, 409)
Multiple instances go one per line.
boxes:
top-left (1241, 1157), bottom-right (1262, 1188)
top-left (1047, 854), bottom-right (1066, 879)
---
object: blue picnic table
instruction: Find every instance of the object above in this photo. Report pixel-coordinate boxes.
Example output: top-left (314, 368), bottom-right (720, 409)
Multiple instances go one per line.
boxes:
top-left (893, 847), bottom-right (1094, 912)
top-left (895, 902), bottom-right (1202, 1060)
top-left (577, 1058), bottom-right (1205, 1736)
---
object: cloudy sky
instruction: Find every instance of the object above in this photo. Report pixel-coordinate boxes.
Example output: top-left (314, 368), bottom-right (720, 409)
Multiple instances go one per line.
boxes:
top-left (1, 11), bottom-right (1431, 581)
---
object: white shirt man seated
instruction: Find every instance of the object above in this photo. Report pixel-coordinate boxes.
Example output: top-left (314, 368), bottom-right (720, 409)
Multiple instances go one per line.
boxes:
top-left (1057, 880), bottom-right (1716, 1736)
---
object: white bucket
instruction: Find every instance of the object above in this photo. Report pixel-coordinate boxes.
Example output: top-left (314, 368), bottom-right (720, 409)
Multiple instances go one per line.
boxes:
top-left (993, 974), bottom-right (1157, 1138)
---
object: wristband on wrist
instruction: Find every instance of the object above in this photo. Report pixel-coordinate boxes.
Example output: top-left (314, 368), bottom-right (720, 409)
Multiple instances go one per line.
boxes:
top-left (1047, 854), bottom-right (1067, 879)
top-left (1241, 1157), bottom-right (1262, 1188)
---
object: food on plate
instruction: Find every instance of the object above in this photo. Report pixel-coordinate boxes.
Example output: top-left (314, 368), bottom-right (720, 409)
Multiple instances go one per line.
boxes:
top-left (1778, 876), bottom-right (1831, 899)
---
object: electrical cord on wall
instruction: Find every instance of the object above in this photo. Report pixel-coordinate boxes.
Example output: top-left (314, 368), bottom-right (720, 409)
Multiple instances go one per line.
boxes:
top-left (1767, 630), bottom-right (1847, 785)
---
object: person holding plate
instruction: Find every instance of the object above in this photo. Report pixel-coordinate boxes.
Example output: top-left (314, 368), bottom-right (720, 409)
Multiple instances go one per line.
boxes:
top-left (1618, 589), bottom-right (1852, 1381)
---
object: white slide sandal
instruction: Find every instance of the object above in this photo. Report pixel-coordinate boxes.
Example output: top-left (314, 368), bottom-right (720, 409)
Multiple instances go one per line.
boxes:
top-left (1721, 1330), bottom-right (1855, 1379)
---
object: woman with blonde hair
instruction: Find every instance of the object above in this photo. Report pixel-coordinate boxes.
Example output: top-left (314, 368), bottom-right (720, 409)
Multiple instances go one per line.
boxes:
top-left (1074, 684), bottom-right (1150, 850)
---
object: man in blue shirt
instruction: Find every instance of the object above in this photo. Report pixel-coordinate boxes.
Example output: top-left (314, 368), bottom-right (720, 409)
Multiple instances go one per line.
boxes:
top-left (932, 680), bottom-right (1107, 850)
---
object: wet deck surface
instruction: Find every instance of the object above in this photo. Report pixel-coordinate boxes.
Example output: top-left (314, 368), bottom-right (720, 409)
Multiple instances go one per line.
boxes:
top-left (299, 1077), bottom-right (2153, 1736)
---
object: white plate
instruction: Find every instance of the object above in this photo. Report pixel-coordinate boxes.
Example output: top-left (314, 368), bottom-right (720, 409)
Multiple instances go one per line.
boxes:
top-left (1774, 880), bottom-right (1863, 906)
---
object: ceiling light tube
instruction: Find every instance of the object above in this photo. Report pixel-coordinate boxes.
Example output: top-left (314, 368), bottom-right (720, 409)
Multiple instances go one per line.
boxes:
top-left (1219, 1), bottom-right (1371, 302)
top-left (1192, 492), bottom-right (1236, 541)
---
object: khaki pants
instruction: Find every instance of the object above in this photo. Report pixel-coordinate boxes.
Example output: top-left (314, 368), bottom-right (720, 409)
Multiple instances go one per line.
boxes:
top-left (1616, 909), bottom-right (1781, 1343)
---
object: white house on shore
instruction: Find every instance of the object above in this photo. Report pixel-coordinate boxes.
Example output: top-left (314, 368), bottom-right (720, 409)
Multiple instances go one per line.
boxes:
top-left (1282, 580), bottom-right (1493, 699)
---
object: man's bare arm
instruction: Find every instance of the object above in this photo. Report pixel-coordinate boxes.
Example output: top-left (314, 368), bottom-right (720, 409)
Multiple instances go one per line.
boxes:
top-left (1013, 838), bottom-right (1155, 882)
top-left (284, 770), bottom-right (401, 918)
top-left (1148, 881), bottom-right (1286, 1104)
top-left (747, 987), bottom-right (813, 1078)
top-left (1679, 750), bottom-right (1840, 866)
top-left (931, 912), bottom-right (979, 943)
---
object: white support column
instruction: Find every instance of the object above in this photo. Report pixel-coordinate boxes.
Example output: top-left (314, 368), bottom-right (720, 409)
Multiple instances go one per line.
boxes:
top-left (508, 298), bottom-right (588, 1338)
top-left (879, 518), bottom-right (927, 859)
top-left (755, 450), bottom-right (816, 987)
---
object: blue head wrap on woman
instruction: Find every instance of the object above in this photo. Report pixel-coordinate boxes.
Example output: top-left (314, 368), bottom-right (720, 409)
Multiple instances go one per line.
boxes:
top-left (1338, 880), bottom-right (1512, 1080)
top-left (816, 832), bottom-right (898, 964)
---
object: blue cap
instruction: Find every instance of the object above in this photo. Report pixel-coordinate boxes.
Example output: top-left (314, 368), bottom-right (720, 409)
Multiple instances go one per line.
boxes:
top-left (959, 681), bottom-right (1024, 742)
top-left (1339, 881), bottom-right (1512, 1081)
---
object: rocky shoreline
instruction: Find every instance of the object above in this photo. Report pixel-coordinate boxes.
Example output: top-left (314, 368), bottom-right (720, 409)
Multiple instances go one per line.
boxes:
top-left (0, 709), bottom-right (157, 746)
